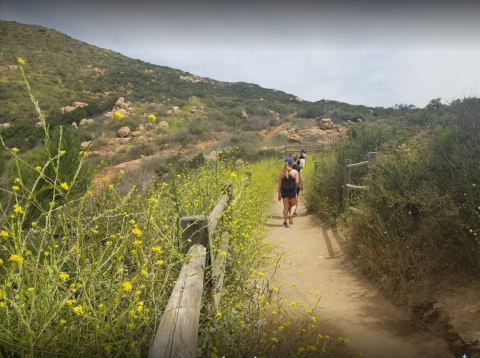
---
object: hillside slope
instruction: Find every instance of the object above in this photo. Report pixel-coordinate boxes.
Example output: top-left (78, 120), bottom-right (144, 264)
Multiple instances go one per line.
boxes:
top-left (0, 20), bottom-right (382, 126)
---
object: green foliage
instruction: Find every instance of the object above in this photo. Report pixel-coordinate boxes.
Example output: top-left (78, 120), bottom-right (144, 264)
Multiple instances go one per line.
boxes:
top-left (2, 127), bottom-right (93, 223)
top-left (309, 98), bottom-right (480, 294)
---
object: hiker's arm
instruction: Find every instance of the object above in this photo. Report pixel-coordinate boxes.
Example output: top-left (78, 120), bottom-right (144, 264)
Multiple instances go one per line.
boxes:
top-left (299, 170), bottom-right (304, 190)
top-left (295, 171), bottom-right (299, 187)
top-left (277, 174), bottom-right (282, 201)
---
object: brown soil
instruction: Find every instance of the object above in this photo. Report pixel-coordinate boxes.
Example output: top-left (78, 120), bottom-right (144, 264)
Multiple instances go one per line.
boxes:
top-left (266, 193), bottom-right (454, 358)
top-left (264, 122), bottom-right (291, 141)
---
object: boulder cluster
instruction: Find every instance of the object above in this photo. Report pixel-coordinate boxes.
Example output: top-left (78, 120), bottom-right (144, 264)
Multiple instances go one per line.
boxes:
top-left (103, 97), bottom-right (134, 120)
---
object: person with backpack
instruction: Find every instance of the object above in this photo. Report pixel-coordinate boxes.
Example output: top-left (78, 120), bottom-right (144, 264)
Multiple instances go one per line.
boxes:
top-left (277, 157), bottom-right (299, 227)
top-left (298, 149), bottom-right (306, 168)
top-left (291, 154), bottom-right (304, 217)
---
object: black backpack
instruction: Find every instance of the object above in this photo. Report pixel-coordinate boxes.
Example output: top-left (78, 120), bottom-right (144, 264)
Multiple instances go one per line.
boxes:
top-left (281, 173), bottom-right (295, 191)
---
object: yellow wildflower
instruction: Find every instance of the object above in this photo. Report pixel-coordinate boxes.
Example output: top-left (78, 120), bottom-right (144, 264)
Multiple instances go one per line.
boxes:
top-left (27, 287), bottom-right (34, 292)
top-left (132, 227), bottom-right (142, 237)
top-left (44, 251), bottom-right (49, 256)
top-left (288, 302), bottom-right (296, 307)
top-left (13, 204), bottom-right (23, 214)
top-left (114, 112), bottom-right (123, 119)
top-left (129, 220), bottom-right (136, 225)
top-left (60, 182), bottom-right (69, 190)
top-left (59, 319), bottom-right (67, 325)
top-left (141, 269), bottom-right (148, 277)
top-left (215, 312), bottom-right (222, 318)
top-left (122, 282), bottom-right (133, 292)
top-left (73, 305), bottom-right (83, 315)
top-left (230, 172), bottom-right (237, 180)
top-left (155, 260), bottom-right (163, 265)
top-left (12, 186), bottom-right (19, 191)
top-left (152, 246), bottom-right (162, 254)
top-left (148, 114), bottom-right (156, 122)
top-left (311, 316), bottom-right (317, 322)
top-left (0, 231), bottom-right (8, 238)
top-left (271, 337), bottom-right (279, 343)
top-left (59, 150), bottom-right (66, 156)
top-left (135, 290), bottom-right (142, 296)
top-left (36, 166), bottom-right (41, 171)
top-left (9, 255), bottom-right (23, 264)
top-left (148, 197), bottom-right (157, 204)
top-left (133, 240), bottom-right (142, 247)
top-left (12, 148), bottom-right (19, 153)
top-left (59, 272), bottom-right (69, 282)
top-left (31, 222), bottom-right (37, 227)
top-left (257, 271), bottom-right (265, 277)
top-left (17, 57), bottom-right (25, 65)
top-left (0, 259), bottom-right (3, 265)
top-left (98, 304), bottom-right (104, 309)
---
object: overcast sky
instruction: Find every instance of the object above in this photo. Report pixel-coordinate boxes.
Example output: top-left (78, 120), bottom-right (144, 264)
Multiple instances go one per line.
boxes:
top-left (2, 0), bottom-right (480, 108)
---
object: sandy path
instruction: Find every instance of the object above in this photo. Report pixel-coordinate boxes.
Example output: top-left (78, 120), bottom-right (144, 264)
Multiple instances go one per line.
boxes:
top-left (266, 194), bottom-right (453, 358)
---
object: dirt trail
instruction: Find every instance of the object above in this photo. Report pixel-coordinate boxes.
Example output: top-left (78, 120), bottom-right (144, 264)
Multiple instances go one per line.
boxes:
top-left (266, 194), bottom-right (453, 358)
top-left (264, 122), bottom-right (290, 140)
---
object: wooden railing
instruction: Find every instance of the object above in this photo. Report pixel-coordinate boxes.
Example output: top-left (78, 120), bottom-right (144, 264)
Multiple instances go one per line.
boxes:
top-left (342, 152), bottom-right (377, 210)
top-left (261, 143), bottom-right (332, 153)
top-left (148, 177), bottom-right (249, 358)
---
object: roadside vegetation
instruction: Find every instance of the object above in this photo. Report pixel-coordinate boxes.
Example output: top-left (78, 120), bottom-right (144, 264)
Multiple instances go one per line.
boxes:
top-left (306, 98), bottom-right (480, 297)
top-left (0, 58), bottom-right (355, 357)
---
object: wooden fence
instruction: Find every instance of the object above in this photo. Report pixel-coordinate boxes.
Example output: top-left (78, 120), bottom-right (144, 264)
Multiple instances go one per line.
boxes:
top-left (342, 152), bottom-right (377, 209)
top-left (148, 177), bottom-right (248, 358)
top-left (262, 143), bottom-right (332, 154)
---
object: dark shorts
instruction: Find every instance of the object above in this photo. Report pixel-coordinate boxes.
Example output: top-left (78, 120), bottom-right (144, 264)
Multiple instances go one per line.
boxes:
top-left (281, 190), bottom-right (297, 199)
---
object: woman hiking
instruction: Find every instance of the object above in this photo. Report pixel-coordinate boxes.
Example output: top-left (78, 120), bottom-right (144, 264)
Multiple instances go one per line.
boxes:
top-left (277, 157), bottom-right (299, 227)
top-left (291, 154), bottom-right (304, 217)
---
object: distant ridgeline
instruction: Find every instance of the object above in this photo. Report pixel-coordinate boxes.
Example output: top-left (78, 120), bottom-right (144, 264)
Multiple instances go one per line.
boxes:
top-left (0, 20), bottom-right (416, 127)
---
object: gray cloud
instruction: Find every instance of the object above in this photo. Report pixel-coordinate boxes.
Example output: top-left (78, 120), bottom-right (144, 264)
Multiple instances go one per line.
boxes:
top-left (2, 0), bottom-right (480, 107)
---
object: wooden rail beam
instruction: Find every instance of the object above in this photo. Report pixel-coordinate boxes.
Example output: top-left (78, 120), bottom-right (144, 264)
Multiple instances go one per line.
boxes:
top-left (148, 244), bottom-right (207, 358)
top-left (347, 161), bottom-right (368, 169)
top-left (208, 195), bottom-right (229, 263)
top-left (345, 184), bottom-right (368, 191)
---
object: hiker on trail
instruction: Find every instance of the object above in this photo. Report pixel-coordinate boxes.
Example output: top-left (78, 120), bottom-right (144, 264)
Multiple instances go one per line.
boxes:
top-left (277, 157), bottom-right (299, 227)
top-left (291, 154), bottom-right (304, 217)
top-left (298, 149), bottom-right (306, 168)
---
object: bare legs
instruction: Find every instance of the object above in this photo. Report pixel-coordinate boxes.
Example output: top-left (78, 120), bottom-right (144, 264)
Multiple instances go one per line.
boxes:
top-left (283, 197), bottom-right (297, 225)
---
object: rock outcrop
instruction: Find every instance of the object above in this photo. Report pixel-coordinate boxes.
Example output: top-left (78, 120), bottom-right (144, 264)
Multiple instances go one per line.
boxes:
top-left (159, 121), bottom-right (169, 130)
top-left (117, 126), bottom-right (131, 138)
top-left (319, 118), bottom-right (334, 130)
top-left (79, 118), bottom-right (94, 127)
top-left (60, 101), bottom-right (89, 114)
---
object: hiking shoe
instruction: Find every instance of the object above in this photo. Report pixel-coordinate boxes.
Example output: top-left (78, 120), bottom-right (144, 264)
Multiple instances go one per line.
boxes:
top-left (288, 215), bottom-right (293, 225)
top-left (283, 221), bottom-right (288, 228)
top-left (293, 212), bottom-right (298, 217)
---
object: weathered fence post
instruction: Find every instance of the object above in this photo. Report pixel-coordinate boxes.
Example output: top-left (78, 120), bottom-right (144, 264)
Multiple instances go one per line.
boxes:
top-left (314, 162), bottom-right (319, 171)
top-left (368, 152), bottom-right (377, 189)
top-left (245, 171), bottom-right (251, 179)
top-left (181, 216), bottom-right (208, 255)
top-left (343, 159), bottom-right (351, 209)
top-left (321, 161), bottom-right (326, 167)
